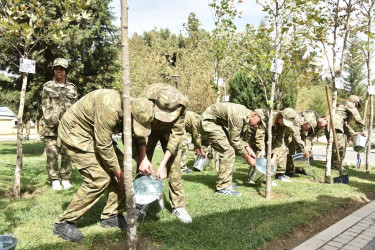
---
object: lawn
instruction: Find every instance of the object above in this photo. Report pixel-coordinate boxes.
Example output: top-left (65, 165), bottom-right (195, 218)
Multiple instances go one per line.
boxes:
top-left (1, 141), bottom-right (375, 249)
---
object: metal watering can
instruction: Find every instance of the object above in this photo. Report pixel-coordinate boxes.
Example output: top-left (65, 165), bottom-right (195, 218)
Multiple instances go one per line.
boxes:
top-left (248, 158), bottom-right (275, 185)
top-left (0, 234), bottom-right (18, 250)
top-left (133, 175), bottom-right (164, 217)
top-left (292, 153), bottom-right (317, 180)
top-left (193, 154), bottom-right (210, 172)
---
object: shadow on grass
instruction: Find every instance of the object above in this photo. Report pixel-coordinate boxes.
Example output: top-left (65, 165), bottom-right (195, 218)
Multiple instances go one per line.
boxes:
top-left (36, 194), bottom-right (354, 249)
top-left (0, 141), bottom-right (45, 156)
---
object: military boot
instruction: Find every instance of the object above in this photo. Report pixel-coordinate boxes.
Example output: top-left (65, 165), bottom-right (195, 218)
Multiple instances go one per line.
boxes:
top-left (53, 221), bottom-right (84, 242)
top-left (101, 214), bottom-right (127, 230)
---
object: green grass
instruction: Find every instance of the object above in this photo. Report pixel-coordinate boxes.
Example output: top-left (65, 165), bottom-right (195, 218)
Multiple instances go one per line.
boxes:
top-left (1, 141), bottom-right (375, 249)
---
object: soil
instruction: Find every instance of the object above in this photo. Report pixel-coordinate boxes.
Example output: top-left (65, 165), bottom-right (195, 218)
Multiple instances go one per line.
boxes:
top-left (264, 191), bottom-right (375, 250)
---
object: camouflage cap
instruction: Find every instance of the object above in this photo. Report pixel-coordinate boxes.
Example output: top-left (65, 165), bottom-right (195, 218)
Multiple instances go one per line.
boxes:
top-left (154, 87), bottom-right (182, 122)
top-left (53, 58), bottom-right (68, 69)
top-left (254, 108), bottom-right (268, 128)
top-left (302, 111), bottom-right (318, 133)
top-left (131, 98), bottom-right (155, 137)
top-left (281, 108), bottom-right (299, 129)
top-left (349, 95), bottom-right (362, 108)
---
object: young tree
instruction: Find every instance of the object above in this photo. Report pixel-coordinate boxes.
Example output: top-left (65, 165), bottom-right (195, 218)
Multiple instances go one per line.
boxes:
top-left (302, 0), bottom-right (358, 182)
top-left (120, 0), bottom-right (137, 248)
top-left (0, 0), bottom-right (90, 198)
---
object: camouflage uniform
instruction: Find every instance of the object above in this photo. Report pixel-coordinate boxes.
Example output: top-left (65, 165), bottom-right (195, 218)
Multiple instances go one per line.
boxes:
top-left (180, 111), bottom-right (203, 171)
top-left (286, 110), bottom-right (318, 174)
top-left (134, 83), bottom-right (188, 209)
top-left (201, 102), bottom-right (251, 190)
top-left (56, 89), bottom-right (125, 223)
top-left (271, 108), bottom-right (307, 175)
top-left (42, 59), bottom-right (77, 183)
top-left (330, 99), bottom-right (365, 167)
top-left (23, 119), bottom-right (31, 140)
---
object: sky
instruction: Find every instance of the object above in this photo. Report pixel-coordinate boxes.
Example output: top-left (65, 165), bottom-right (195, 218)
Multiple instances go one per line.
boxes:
top-left (109, 0), bottom-right (266, 36)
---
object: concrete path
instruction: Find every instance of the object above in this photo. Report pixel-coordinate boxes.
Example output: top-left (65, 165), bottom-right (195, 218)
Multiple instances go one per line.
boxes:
top-left (294, 201), bottom-right (375, 250)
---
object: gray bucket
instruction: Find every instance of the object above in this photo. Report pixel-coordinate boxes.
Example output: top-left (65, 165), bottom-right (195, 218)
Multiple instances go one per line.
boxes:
top-left (0, 235), bottom-right (18, 250)
top-left (248, 158), bottom-right (275, 184)
top-left (292, 153), bottom-right (309, 168)
top-left (133, 175), bottom-right (164, 213)
top-left (353, 134), bottom-right (368, 153)
top-left (193, 154), bottom-right (210, 171)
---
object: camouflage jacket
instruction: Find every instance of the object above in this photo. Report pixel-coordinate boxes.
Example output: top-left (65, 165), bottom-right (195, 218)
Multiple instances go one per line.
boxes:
top-left (58, 89), bottom-right (123, 173)
top-left (201, 102), bottom-right (250, 156)
top-left (272, 110), bottom-right (307, 156)
top-left (185, 111), bottom-right (202, 149)
top-left (245, 125), bottom-right (266, 155)
top-left (334, 100), bottom-right (365, 134)
top-left (298, 110), bottom-right (318, 151)
top-left (136, 84), bottom-right (188, 155)
top-left (42, 80), bottom-right (77, 136)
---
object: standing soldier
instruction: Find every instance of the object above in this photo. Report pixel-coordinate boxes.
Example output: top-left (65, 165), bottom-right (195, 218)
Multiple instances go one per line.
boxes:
top-left (330, 95), bottom-right (366, 168)
top-left (42, 58), bottom-right (77, 190)
top-left (53, 89), bottom-right (155, 241)
top-left (135, 83), bottom-right (192, 223)
top-left (180, 111), bottom-right (206, 173)
top-left (200, 103), bottom-right (263, 196)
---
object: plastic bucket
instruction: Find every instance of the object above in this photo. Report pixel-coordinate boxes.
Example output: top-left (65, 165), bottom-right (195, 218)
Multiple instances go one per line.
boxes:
top-left (133, 175), bottom-right (164, 213)
top-left (292, 153), bottom-right (309, 168)
top-left (248, 158), bottom-right (275, 184)
top-left (353, 134), bottom-right (368, 153)
top-left (193, 154), bottom-right (210, 171)
top-left (0, 235), bottom-right (18, 250)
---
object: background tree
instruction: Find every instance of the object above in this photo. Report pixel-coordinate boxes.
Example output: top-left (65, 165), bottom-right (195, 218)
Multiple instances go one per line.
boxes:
top-left (0, 0), bottom-right (90, 198)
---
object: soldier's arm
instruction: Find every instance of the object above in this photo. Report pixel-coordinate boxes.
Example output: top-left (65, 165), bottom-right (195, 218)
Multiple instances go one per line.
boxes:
top-left (290, 126), bottom-right (308, 154)
top-left (347, 103), bottom-right (366, 132)
top-left (41, 86), bottom-right (60, 128)
top-left (228, 118), bottom-right (248, 156)
top-left (94, 106), bottom-right (121, 173)
top-left (255, 126), bottom-right (266, 151)
top-left (166, 107), bottom-right (186, 155)
top-left (304, 132), bottom-right (315, 152)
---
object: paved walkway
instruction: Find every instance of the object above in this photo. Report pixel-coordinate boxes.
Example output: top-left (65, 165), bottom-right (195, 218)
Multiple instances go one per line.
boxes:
top-left (294, 201), bottom-right (375, 250)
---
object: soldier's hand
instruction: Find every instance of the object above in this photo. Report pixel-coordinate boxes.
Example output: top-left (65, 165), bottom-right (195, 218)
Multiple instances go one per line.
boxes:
top-left (245, 146), bottom-right (256, 159)
top-left (243, 153), bottom-right (256, 166)
top-left (194, 149), bottom-right (200, 155)
top-left (303, 151), bottom-right (309, 158)
top-left (361, 131), bottom-right (367, 137)
top-left (200, 148), bottom-right (207, 158)
top-left (156, 166), bottom-right (167, 181)
top-left (139, 157), bottom-right (153, 177)
top-left (114, 169), bottom-right (125, 190)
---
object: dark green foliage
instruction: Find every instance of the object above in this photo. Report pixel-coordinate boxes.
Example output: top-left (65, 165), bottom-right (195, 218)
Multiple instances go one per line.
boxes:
top-left (229, 71), bottom-right (268, 110)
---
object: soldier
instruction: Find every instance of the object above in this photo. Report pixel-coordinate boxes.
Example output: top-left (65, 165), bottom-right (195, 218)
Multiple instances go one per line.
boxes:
top-left (200, 102), bottom-right (263, 196)
top-left (330, 95), bottom-right (366, 168)
top-left (134, 83), bottom-right (192, 223)
top-left (53, 89), bottom-right (154, 242)
top-left (180, 111), bottom-right (206, 173)
top-left (269, 108), bottom-right (309, 183)
top-left (286, 110), bottom-right (319, 176)
top-left (246, 108), bottom-right (268, 158)
top-left (42, 58), bottom-right (77, 190)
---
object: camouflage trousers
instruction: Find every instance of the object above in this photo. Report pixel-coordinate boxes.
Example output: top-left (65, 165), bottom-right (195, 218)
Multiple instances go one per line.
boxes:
top-left (201, 120), bottom-right (235, 190)
top-left (44, 136), bottom-right (72, 183)
top-left (272, 147), bottom-right (288, 175)
top-left (136, 129), bottom-right (186, 209)
top-left (331, 132), bottom-right (347, 168)
top-left (180, 135), bottom-right (189, 171)
top-left (56, 141), bottom-right (125, 223)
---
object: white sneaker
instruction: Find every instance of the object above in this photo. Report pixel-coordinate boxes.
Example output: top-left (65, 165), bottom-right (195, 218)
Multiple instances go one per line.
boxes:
top-left (61, 180), bottom-right (72, 190)
top-left (52, 180), bottom-right (62, 190)
top-left (172, 207), bottom-right (192, 223)
top-left (276, 174), bottom-right (292, 183)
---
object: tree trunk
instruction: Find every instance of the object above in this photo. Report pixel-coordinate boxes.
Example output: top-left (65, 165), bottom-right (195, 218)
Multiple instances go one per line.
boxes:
top-left (13, 72), bottom-right (28, 198)
top-left (120, 0), bottom-right (137, 248)
top-left (266, 1), bottom-right (279, 199)
top-left (366, 2), bottom-right (373, 173)
top-left (214, 56), bottom-right (220, 171)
